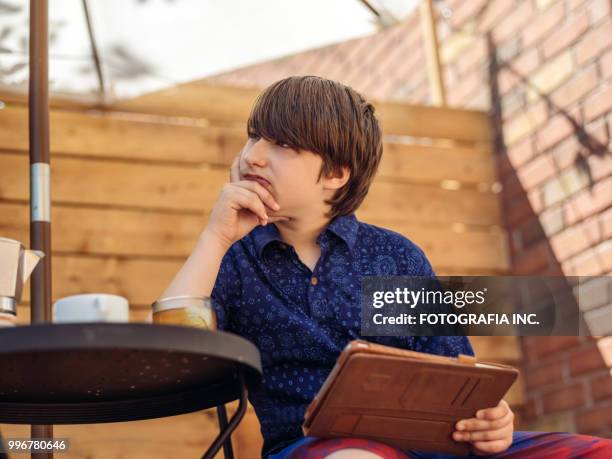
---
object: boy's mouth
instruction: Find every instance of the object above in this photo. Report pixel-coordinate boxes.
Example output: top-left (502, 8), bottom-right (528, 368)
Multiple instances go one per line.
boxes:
top-left (243, 174), bottom-right (271, 187)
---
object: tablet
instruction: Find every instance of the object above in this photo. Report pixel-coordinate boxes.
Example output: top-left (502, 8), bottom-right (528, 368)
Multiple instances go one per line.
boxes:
top-left (302, 339), bottom-right (519, 455)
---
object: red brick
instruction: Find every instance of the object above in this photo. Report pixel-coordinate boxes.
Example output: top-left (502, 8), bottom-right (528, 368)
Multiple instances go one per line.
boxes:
top-left (529, 189), bottom-right (545, 214)
top-left (601, 49), bottom-right (612, 79)
top-left (504, 196), bottom-right (534, 227)
top-left (478, 0), bottom-right (517, 32)
top-left (576, 403), bottom-right (612, 433)
top-left (575, 21), bottom-right (612, 66)
top-left (542, 12), bottom-right (590, 59)
top-left (590, 371), bottom-right (612, 401)
top-left (450, 0), bottom-right (488, 28)
top-left (525, 396), bottom-right (541, 419)
top-left (563, 240), bottom-right (612, 275)
top-left (497, 36), bottom-right (523, 63)
top-left (550, 215), bottom-right (602, 261)
top-left (523, 1), bottom-right (566, 48)
top-left (492, 1), bottom-right (535, 43)
top-left (501, 91), bottom-right (526, 120)
top-left (512, 239), bottom-right (555, 274)
top-left (522, 336), bottom-right (542, 361)
top-left (514, 48), bottom-right (541, 75)
top-left (447, 72), bottom-right (482, 106)
top-left (568, 0), bottom-right (587, 10)
top-left (584, 84), bottom-right (612, 122)
top-left (498, 67), bottom-right (521, 95)
top-left (570, 343), bottom-right (611, 376)
top-left (517, 216), bottom-right (546, 247)
top-left (581, 122), bottom-right (610, 166)
top-left (535, 336), bottom-right (582, 357)
top-left (550, 137), bottom-right (581, 170)
top-left (507, 138), bottom-right (535, 169)
top-left (504, 101), bottom-right (549, 145)
top-left (542, 383), bottom-right (587, 413)
top-left (456, 39), bottom-right (487, 76)
top-left (550, 65), bottom-right (599, 108)
top-left (526, 361), bottom-right (565, 389)
top-left (598, 336), bottom-right (612, 364)
top-left (587, 0), bottom-right (612, 24)
top-left (499, 167), bottom-right (522, 196)
top-left (535, 115), bottom-right (576, 151)
top-left (517, 152), bottom-right (557, 189)
top-left (602, 206), bottom-right (612, 239)
top-left (565, 176), bottom-right (612, 225)
top-left (539, 204), bottom-right (564, 235)
top-left (589, 145), bottom-right (612, 181)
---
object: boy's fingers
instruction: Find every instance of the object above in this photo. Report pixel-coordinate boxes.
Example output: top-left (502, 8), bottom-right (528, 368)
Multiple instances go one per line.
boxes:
top-left (233, 180), bottom-right (280, 210)
top-left (232, 187), bottom-right (268, 223)
top-left (453, 424), bottom-right (510, 442)
top-left (475, 400), bottom-right (509, 421)
top-left (230, 156), bottom-right (240, 183)
top-left (456, 409), bottom-right (512, 432)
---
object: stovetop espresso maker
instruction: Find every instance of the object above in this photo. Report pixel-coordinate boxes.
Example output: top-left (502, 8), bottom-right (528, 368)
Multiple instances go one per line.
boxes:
top-left (0, 237), bottom-right (44, 326)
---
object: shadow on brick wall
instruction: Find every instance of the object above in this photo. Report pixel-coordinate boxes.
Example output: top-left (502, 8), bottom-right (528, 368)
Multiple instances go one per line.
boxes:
top-left (486, 30), bottom-right (612, 438)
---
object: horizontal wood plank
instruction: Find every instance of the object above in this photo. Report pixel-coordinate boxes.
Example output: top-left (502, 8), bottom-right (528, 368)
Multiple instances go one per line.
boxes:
top-left (361, 181), bottom-right (501, 226)
top-left (0, 152), bottom-right (226, 212)
top-left (0, 104), bottom-right (246, 164)
top-left (375, 102), bottom-right (493, 143)
top-left (108, 82), bottom-right (493, 143)
top-left (379, 143), bottom-right (496, 185)
top-left (0, 152), bottom-right (500, 225)
top-left (1, 105), bottom-right (496, 186)
top-left (111, 82), bottom-right (259, 126)
top-left (1, 202), bottom-right (508, 275)
top-left (362, 217), bottom-right (509, 271)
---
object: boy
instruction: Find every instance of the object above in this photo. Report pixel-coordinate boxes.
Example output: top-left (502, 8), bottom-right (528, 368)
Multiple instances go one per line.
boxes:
top-left (159, 76), bottom-right (609, 459)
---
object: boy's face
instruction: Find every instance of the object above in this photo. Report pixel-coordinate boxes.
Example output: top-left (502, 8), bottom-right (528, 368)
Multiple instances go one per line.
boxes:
top-left (238, 137), bottom-right (345, 218)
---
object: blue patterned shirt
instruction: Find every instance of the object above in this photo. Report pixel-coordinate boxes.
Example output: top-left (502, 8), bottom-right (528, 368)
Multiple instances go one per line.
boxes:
top-left (211, 214), bottom-right (474, 458)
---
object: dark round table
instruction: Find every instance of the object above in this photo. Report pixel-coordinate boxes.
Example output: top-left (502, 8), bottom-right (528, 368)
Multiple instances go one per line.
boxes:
top-left (0, 323), bottom-right (262, 459)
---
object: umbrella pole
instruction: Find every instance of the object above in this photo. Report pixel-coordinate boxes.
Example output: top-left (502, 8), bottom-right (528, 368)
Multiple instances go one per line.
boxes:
top-left (29, 0), bottom-right (53, 458)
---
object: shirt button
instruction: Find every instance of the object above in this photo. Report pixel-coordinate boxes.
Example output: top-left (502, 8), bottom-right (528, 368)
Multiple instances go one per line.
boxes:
top-left (279, 243), bottom-right (287, 250)
top-left (310, 276), bottom-right (318, 286)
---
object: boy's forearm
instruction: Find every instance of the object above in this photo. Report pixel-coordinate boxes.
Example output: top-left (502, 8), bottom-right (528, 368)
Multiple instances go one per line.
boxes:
top-left (158, 229), bottom-right (230, 299)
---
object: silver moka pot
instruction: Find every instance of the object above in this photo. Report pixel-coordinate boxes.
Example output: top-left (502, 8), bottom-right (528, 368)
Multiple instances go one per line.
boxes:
top-left (0, 237), bottom-right (45, 319)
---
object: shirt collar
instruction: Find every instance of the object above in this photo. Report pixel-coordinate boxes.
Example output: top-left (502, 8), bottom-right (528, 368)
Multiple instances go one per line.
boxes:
top-left (251, 213), bottom-right (359, 257)
top-left (322, 213), bottom-right (359, 252)
top-left (252, 222), bottom-right (283, 257)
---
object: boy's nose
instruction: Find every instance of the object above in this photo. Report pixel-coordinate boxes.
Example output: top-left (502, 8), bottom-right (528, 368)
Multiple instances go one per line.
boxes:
top-left (243, 139), bottom-right (268, 167)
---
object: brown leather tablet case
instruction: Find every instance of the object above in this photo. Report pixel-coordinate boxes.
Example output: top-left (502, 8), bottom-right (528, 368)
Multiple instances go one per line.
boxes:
top-left (302, 340), bottom-right (519, 455)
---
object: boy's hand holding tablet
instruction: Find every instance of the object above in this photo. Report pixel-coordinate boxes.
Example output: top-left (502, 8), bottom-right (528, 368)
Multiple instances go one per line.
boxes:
top-left (454, 398), bottom-right (514, 455)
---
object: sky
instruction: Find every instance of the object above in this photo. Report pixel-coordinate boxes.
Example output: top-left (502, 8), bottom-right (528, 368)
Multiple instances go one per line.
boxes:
top-left (0, 0), bottom-right (419, 101)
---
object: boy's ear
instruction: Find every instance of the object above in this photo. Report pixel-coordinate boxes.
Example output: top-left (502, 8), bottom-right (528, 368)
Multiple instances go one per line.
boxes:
top-left (323, 167), bottom-right (351, 190)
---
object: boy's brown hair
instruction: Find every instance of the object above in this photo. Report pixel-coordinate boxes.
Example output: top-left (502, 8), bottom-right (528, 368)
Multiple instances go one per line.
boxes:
top-left (247, 75), bottom-right (383, 219)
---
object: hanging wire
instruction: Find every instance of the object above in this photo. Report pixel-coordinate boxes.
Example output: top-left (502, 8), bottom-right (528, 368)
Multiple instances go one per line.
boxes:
top-left (357, 0), bottom-right (382, 18)
top-left (82, 0), bottom-right (105, 98)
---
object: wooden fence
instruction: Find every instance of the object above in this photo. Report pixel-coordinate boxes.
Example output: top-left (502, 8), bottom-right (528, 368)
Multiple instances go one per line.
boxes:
top-left (0, 87), bottom-right (521, 458)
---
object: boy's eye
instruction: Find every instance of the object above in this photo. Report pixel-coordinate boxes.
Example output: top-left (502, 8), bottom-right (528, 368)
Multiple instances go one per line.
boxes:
top-left (274, 140), bottom-right (294, 149)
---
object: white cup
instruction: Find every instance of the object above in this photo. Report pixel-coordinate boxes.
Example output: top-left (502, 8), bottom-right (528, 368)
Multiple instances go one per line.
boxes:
top-left (53, 293), bottom-right (129, 323)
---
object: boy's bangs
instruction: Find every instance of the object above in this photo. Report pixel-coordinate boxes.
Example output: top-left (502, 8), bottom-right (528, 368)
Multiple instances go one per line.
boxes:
top-left (247, 81), bottom-right (325, 154)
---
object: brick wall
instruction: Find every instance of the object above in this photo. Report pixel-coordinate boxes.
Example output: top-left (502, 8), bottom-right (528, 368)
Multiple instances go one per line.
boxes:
top-left (440, 0), bottom-right (612, 437)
